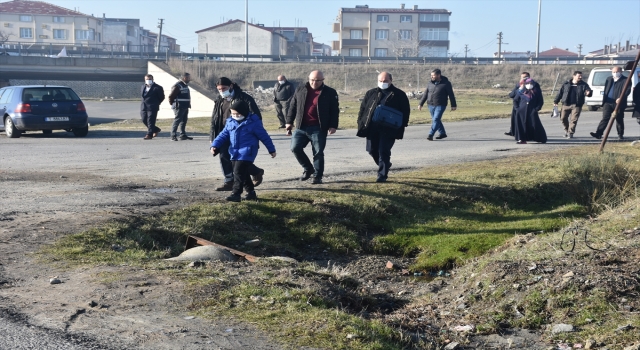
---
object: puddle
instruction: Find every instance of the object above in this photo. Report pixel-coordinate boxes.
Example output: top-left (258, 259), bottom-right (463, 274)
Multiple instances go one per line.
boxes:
top-left (135, 188), bottom-right (184, 194)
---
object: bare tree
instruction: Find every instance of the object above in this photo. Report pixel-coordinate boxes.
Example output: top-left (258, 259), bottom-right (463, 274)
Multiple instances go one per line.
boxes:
top-left (388, 30), bottom-right (422, 57)
top-left (0, 31), bottom-right (12, 46)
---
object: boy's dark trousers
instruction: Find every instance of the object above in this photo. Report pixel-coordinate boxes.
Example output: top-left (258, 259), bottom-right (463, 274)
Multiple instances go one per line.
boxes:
top-left (231, 160), bottom-right (255, 194)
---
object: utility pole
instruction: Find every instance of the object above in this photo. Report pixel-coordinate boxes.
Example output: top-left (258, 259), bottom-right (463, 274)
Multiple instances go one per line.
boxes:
top-left (464, 44), bottom-right (469, 58)
top-left (156, 18), bottom-right (164, 53)
top-left (535, 0), bottom-right (541, 62)
top-left (497, 32), bottom-right (503, 59)
top-left (576, 44), bottom-right (583, 57)
top-left (245, 0), bottom-right (249, 62)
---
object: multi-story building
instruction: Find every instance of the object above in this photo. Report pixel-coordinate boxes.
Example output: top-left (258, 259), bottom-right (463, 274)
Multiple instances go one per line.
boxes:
top-left (148, 32), bottom-right (179, 53)
top-left (264, 26), bottom-right (313, 56)
top-left (196, 20), bottom-right (287, 60)
top-left (0, 0), bottom-right (103, 46)
top-left (102, 17), bottom-right (144, 52)
top-left (333, 4), bottom-right (451, 58)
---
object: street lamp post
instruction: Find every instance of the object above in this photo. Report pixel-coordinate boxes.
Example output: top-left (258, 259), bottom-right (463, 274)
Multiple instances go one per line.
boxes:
top-left (535, 0), bottom-right (541, 63)
top-left (245, 0), bottom-right (248, 62)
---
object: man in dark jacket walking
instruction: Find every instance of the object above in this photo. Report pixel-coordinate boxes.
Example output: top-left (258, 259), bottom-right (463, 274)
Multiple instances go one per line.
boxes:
top-left (356, 72), bottom-right (410, 182)
top-left (590, 66), bottom-right (632, 140)
top-left (273, 75), bottom-right (294, 128)
top-left (506, 72), bottom-right (532, 136)
top-left (210, 77), bottom-right (265, 191)
top-left (553, 71), bottom-right (593, 138)
top-left (167, 73), bottom-right (193, 141)
top-left (418, 69), bottom-right (456, 140)
top-left (140, 74), bottom-right (165, 140)
top-left (286, 70), bottom-right (339, 184)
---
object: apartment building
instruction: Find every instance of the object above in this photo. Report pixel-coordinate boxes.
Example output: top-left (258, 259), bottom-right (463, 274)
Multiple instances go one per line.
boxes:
top-left (333, 4), bottom-right (451, 58)
top-left (264, 26), bottom-right (313, 56)
top-left (0, 0), bottom-right (103, 46)
top-left (196, 20), bottom-right (287, 60)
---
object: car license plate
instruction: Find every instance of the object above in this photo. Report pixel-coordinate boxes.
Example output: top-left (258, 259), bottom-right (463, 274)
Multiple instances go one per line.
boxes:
top-left (45, 117), bottom-right (69, 121)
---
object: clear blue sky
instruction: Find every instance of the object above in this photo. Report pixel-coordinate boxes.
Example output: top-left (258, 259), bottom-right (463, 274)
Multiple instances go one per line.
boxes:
top-left (42, 0), bottom-right (640, 56)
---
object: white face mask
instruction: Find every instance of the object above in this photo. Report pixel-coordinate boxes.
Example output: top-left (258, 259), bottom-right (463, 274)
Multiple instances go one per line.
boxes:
top-left (220, 90), bottom-right (231, 98)
top-left (612, 72), bottom-right (622, 79)
top-left (278, 80), bottom-right (285, 85)
top-left (378, 82), bottom-right (389, 90)
top-left (525, 84), bottom-right (534, 90)
top-left (231, 115), bottom-right (245, 121)
top-left (145, 80), bottom-right (153, 85)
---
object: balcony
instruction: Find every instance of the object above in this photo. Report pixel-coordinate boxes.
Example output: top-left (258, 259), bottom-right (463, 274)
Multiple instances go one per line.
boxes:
top-left (419, 21), bottom-right (450, 30)
top-left (332, 41), bottom-right (340, 50)
top-left (342, 39), bottom-right (368, 46)
top-left (332, 23), bottom-right (340, 33)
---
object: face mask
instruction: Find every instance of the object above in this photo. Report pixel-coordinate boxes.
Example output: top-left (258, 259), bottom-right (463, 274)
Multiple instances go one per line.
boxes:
top-left (378, 82), bottom-right (389, 90)
top-left (145, 80), bottom-right (153, 85)
top-left (220, 90), bottom-right (231, 98)
top-left (231, 115), bottom-right (245, 121)
top-left (612, 72), bottom-right (621, 79)
top-left (525, 84), bottom-right (533, 90)
top-left (278, 80), bottom-right (285, 85)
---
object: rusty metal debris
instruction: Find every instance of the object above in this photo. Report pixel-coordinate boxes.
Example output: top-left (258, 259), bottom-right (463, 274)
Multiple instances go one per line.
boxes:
top-left (184, 235), bottom-right (259, 263)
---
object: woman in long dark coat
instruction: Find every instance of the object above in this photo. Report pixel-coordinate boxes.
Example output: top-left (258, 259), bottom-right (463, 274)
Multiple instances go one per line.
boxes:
top-left (513, 78), bottom-right (547, 144)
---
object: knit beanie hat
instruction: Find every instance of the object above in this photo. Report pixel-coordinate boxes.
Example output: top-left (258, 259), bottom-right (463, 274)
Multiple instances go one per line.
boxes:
top-left (230, 100), bottom-right (250, 118)
top-left (216, 77), bottom-right (233, 86)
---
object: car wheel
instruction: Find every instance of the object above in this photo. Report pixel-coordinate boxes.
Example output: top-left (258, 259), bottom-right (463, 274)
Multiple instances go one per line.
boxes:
top-left (587, 106), bottom-right (598, 111)
top-left (72, 125), bottom-right (89, 137)
top-left (4, 117), bottom-right (20, 138)
top-left (42, 129), bottom-right (53, 135)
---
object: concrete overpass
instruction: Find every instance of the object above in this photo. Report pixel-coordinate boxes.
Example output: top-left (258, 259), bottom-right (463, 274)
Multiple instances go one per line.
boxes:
top-left (0, 56), bottom-right (149, 82)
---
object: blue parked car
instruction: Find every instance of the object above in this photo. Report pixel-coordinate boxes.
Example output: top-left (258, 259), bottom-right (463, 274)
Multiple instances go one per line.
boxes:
top-left (0, 85), bottom-right (89, 138)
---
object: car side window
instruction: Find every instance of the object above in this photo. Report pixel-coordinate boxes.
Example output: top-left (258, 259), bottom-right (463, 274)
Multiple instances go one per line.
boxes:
top-left (0, 88), bottom-right (13, 104)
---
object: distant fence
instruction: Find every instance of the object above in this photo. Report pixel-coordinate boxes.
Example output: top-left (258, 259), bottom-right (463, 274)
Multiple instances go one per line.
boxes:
top-left (1, 41), bottom-right (635, 65)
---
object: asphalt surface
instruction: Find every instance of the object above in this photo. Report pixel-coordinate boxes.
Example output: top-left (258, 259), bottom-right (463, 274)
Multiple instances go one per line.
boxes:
top-left (1, 101), bottom-right (639, 349)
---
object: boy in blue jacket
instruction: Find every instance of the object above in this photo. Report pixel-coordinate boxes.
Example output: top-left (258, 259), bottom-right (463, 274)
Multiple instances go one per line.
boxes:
top-left (210, 100), bottom-right (276, 202)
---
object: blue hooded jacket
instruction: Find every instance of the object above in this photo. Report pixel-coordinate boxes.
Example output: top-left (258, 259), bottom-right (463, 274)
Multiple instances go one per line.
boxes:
top-left (211, 113), bottom-right (276, 162)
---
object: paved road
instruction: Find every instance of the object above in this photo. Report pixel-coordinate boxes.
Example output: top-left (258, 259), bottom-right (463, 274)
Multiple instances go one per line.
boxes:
top-left (1, 101), bottom-right (639, 349)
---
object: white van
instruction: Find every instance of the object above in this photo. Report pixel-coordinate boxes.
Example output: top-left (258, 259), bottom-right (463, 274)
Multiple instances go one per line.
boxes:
top-left (585, 66), bottom-right (639, 111)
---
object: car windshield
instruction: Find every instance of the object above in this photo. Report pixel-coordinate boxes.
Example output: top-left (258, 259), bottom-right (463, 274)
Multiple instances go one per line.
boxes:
top-left (591, 71), bottom-right (629, 87)
top-left (22, 88), bottom-right (80, 102)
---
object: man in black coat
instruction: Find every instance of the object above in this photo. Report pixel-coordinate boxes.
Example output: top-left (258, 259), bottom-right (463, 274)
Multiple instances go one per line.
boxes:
top-left (553, 71), bottom-right (593, 138)
top-left (505, 72), bottom-right (531, 136)
top-left (167, 73), bottom-right (193, 141)
top-left (140, 74), bottom-right (165, 140)
top-left (356, 72), bottom-right (410, 182)
top-left (418, 68), bottom-right (456, 140)
top-left (286, 70), bottom-right (339, 184)
top-left (273, 75), bottom-right (294, 128)
top-left (633, 70), bottom-right (640, 121)
top-left (210, 77), bottom-right (264, 191)
top-left (590, 66), bottom-right (632, 140)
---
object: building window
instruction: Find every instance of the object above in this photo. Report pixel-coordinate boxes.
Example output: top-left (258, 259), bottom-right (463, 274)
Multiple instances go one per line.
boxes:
top-left (374, 48), bottom-right (387, 57)
top-left (349, 48), bottom-right (362, 56)
top-left (420, 14), bottom-right (449, 22)
top-left (350, 29), bottom-right (363, 39)
top-left (375, 29), bottom-right (388, 40)
top-left (419, 28), bottom-right (449, 41)
top-left (19, 28), bottom-right (33, 38)
top-left (53, 16), bottom-right (65, 23)
top-left (419, 46), bottom-right (448, 57)
top-left (75, 29), bottom-right (95, 41)
top-left (281, 30), bottom-right (295, 41)
top-left (53, 29), bottom-right (66, 39)
top-left (400, 15), bottom-right (412, 23)
top-left (398, 30), bottom-right (412, 40)
top-left (19, 15), bottom-right (32, 22)
top-left (377, 15), bottom-right (389, 23)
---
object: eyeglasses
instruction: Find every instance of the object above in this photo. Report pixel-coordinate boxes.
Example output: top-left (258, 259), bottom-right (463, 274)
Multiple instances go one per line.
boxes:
top-left (310, 79), bottom-right (324, 82)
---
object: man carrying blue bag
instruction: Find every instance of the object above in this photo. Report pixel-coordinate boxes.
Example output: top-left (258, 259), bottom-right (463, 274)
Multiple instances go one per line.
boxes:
top-left (356, 72), bottom-right (411, 183)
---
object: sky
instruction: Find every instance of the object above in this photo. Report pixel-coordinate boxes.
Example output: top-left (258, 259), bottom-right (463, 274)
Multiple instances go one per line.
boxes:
top-left (32, 0), bottom-right (640, 57)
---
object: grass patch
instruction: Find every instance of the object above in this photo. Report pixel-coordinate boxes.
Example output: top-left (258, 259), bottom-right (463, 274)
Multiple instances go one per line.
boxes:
top-left (39, 144), bottom-right (640, 349)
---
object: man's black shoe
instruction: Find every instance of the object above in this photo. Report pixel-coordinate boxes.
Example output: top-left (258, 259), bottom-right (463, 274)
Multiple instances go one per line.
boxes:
top-left (300, 171), bottom-right (313, 181)
top-left (225, 193), bottom-right (241, 202)
top-left (179, 135), bottom-right (193, 140)
top-left (171, 136), bottom-right (178, 141)
top-left (504, 131), bottom-right (513, 136)
top-left (279, 125), bottom-right (286, 129)
top-left (436, 134), bottom-right (448, 140)
top-left (215, 182), bottom-right (234, 191)
top-left (618, 135), bottom-right (624, 140)
top-left (376, 176), bottom-right (387, 183)
top-left (244, 191), bottom-right (258, 200)
top-left (311, 177), bottom-right (323, 184)
top-left (152, 128), bottom-right (161, 138)
top-left (252, 168), bottom-right (264, 187)
top-left (427, 135), bottom-right (434, 141)
top-left (590, 132), bottom-right (601, 140)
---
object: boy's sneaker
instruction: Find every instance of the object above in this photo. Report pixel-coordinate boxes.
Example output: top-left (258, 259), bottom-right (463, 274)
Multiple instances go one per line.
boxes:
top-left (244, 191), bottom-right (258, 200)
top-left (225, 193), bottom-right (241, 202)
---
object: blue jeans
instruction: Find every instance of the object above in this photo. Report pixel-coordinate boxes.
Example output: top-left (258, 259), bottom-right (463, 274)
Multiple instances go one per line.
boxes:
top-left (290, 126), bottom-right (326, 178)
top-left (428, 105), bottom-right (446, 136)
